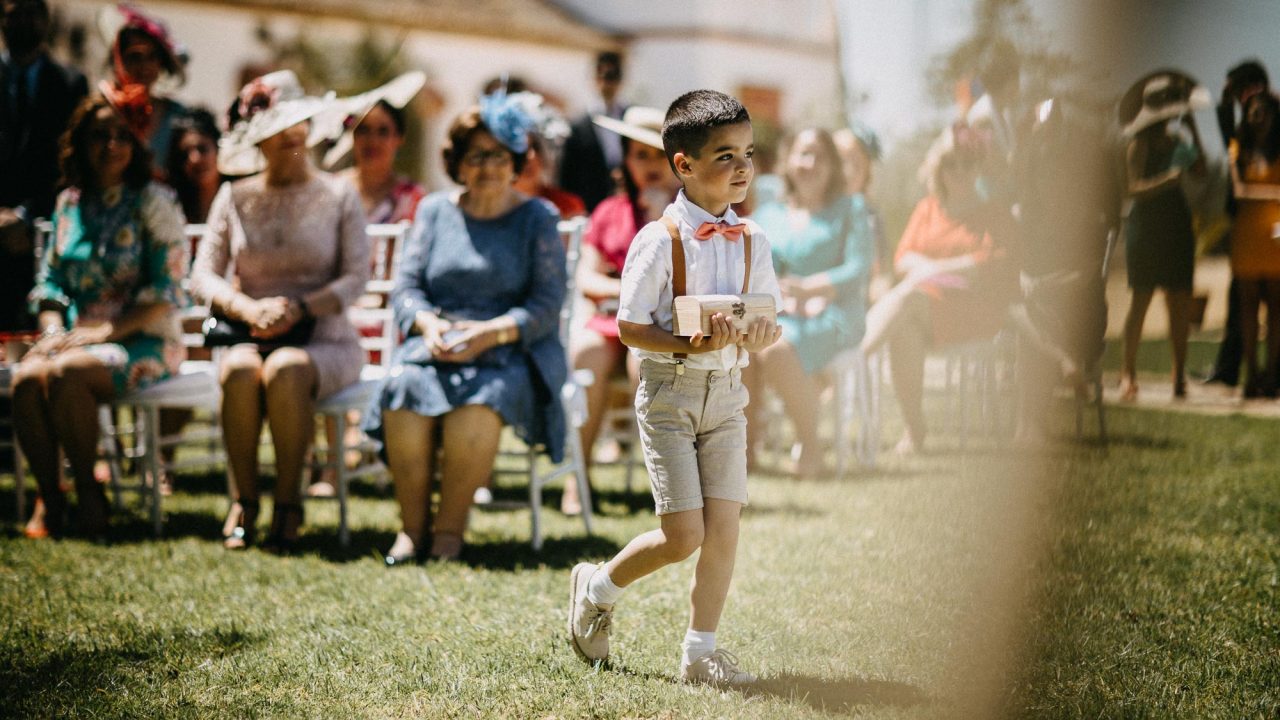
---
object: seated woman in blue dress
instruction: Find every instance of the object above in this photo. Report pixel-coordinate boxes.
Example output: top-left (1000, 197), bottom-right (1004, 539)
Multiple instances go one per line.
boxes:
top-left (745, 128), bottom-right (874, 477)
top-left (364, 93), bottom-right (567, 565)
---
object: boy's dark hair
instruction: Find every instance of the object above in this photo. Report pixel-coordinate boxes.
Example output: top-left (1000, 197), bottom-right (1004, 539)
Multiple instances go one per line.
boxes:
top-left (661, 90), bottom-right (750, 173)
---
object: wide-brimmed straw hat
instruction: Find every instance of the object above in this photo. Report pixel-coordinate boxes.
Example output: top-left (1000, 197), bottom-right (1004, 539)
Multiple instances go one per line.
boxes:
top-left (98, 2), bottom-right (187, 85)
top-left (319, 71), bottom-right (427, 169)
top-left (1118, 69), bottom-right (1210, 137)
top-left (592, 106), bottom-right (665, 150)
top-left (218, 70), bottom-right (334, 176)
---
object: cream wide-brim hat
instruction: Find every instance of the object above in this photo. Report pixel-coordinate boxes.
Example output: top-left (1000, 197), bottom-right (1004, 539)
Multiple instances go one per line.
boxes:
top-left (1119, 70), bottom-right (1211, 138)
top-left (218, 70), bottom-right (335, 176)
top-left (319, 71), bottom-right (428, 169)
top-left (592, 106), bottom-right (666, 150)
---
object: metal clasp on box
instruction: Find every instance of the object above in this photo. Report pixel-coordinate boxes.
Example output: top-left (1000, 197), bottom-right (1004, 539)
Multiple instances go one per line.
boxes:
top-left (732, 302), bottom-right (745, 319)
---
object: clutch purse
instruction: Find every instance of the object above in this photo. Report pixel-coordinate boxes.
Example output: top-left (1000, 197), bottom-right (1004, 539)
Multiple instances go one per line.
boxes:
top-left (202, 312), bottom-right (315, 348)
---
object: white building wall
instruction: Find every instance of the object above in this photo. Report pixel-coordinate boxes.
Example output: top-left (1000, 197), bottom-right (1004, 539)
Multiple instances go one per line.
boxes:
top-left (56, 0), bottom-right (605, 187)
top-left (623, 37), bottom-right (840, 127)
top-left (54, 0), bottom-right (842, 182)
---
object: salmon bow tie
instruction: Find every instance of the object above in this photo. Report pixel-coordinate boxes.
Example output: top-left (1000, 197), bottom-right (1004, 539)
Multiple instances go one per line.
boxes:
top-left (694, 221), bottom-right (746, 241)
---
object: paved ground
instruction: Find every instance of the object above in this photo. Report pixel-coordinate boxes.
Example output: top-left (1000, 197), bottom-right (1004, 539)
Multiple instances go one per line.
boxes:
top-left (1097, 254), bottom-right (1280, 417)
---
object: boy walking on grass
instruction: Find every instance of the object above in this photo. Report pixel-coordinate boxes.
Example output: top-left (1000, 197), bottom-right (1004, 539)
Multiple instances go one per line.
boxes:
top-left (567, 90), bottom-right (783, 685)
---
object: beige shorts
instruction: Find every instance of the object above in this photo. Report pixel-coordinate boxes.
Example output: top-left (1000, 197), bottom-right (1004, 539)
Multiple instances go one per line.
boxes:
top-left (634, 359), bottom-right (750, 515)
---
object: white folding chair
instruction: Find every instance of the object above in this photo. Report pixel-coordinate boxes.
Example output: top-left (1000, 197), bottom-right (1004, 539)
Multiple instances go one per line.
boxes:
top-left (830, 348), bottom-right (883, 475)
top-left (5, 219), bottom-right (52, 523)
top-left (110, 363), bottom-right (221, 535)
top-left (491, 217), bottom-right (595, 551)
top-left (99, 222), bottom-right (224, 535)
top-left (937, 331), bottom-right (1018, 446)
top-left (1, 364), bottom-right (27, 524)
top-left (305, 221), bottom-right (408, 546)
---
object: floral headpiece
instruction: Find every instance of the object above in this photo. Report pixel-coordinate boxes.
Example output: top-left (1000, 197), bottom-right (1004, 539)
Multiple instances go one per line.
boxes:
top-left (237, 76), bottom-right (284, 122)
top-left (479, 90), bottom-right (538, 155)
top-left (218, 70), bottom-right (333, 176)
top-left (106, 3), bottom-right (186, 85)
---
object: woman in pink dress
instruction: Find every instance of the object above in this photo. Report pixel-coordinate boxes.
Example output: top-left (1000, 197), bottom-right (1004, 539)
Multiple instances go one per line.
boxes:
top-left (562, 107), bottom-right (679, 515)
top-left (191, 71), bottom-right (369, 552)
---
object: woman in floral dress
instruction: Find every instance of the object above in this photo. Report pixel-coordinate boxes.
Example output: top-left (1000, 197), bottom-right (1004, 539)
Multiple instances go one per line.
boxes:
top-left (11, 96), bottom-right (187, 537)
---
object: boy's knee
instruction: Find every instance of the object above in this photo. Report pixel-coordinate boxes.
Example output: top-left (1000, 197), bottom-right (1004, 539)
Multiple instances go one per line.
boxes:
top-left (660, 522), bottom-right (704, 561)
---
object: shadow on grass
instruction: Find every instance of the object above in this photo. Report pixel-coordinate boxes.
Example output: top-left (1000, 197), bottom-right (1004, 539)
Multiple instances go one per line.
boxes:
top-left (460, 534), bottom-right (624, 571)
top-left (170, 470), bottom-right (391, 500)
top-left (0, 625), bottom-right (262, 716)
top-left (1089, 433), bottom-right (1181, 451)
top-left (86, 510), bottom-right (396, 564)
top-left (602, 662), bottom-right (930, 715)
top-left (480, 482), bottom-right (653, 519)
top-left (740, 672), bottom-right (929, 714)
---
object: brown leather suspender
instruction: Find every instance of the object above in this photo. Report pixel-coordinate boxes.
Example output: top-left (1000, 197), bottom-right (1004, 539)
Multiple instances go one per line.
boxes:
top-left (659, 216), bottom-right (752, 360)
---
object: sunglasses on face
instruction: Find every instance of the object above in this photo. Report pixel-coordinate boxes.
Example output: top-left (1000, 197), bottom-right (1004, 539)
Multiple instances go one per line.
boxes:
top-left (462, 149), bottom-right (512, 167)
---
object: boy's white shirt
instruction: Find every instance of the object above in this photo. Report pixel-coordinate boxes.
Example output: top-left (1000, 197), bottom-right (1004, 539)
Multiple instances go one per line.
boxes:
top-left (617, 189), bottom-right (783, 372)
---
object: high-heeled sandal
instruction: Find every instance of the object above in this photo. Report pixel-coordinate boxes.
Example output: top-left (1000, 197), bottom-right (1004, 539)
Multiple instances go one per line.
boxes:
top-left (263, 502), bottom-right (304, 555)
top-left (427, 531), bottom-right (464, 563)
top-left (223, 498), bottom-right (260, 551)
top-left (383, 531), bottom-right (423, 567)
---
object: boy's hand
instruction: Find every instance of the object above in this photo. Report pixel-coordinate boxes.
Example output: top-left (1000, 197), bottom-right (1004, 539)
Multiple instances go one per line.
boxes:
top-left (737, 317), bottom-right (781, 353)
top-left (689, 313), bottom-right (741, 352)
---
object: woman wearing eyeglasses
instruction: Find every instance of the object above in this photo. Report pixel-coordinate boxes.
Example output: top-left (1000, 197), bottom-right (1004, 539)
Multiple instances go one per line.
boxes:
top-left (363, 95), bottom-right (567, 565)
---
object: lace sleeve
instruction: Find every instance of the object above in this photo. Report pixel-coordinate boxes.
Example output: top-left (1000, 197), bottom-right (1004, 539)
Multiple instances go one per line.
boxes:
top-left (509, 206), bottom-right (566, 349)
top-left (321, 182), bottom-right (370, 308)
top-left (189, 183), bottom-right (237, 308)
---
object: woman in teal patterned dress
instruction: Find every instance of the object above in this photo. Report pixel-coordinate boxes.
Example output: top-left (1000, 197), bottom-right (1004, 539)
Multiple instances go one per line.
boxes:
top-left (745, 128), bottom-right (874, 477)
top-left (11, 97), bottom-right (187, 537)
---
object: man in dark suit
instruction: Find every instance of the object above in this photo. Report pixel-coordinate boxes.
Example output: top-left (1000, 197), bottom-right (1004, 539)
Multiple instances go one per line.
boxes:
top-left (1, 0), bottom-right (88, 331)
top-left (1204, 61), bottom-right (1270, 387)
top-left (558, 51), bottom-right (626, 213)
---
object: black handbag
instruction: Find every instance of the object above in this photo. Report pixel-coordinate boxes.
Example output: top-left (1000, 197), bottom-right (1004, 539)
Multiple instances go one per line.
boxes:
top-left (202, 311), bottom-right (315, 348)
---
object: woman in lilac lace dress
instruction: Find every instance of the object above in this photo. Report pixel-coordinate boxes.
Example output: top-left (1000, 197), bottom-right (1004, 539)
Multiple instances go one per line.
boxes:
top-left (190, 71), bottom-right (369, 552)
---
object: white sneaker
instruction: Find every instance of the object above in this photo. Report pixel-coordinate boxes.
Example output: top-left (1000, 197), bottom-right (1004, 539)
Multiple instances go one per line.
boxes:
top-left (568, 563), bottom-right (613, 662)
top-left (680, 648), bottom-right (757, 686)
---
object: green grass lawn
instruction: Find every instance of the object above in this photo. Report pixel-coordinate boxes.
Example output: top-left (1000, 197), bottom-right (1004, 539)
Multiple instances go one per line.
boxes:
top-left (0, 400), bottom-right (1277, 718)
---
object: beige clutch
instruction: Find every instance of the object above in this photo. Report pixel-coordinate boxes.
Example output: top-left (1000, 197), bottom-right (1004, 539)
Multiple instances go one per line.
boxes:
top-left (672, 293), bottom-right (777, 336)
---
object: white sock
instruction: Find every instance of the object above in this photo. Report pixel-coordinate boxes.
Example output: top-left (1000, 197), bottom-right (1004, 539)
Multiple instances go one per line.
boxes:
top-left (586, 568), bottom-right (624, 607)
top-left (682, 629), bottom-right (716, 664)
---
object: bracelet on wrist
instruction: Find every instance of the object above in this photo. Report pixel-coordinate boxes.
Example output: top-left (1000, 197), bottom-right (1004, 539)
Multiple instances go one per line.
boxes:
top-left (294, 296), bottom-right (313, 320)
